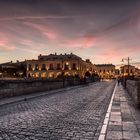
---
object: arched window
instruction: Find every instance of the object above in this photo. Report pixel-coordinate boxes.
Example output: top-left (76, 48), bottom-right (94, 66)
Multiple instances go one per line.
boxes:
top-left (72, 63), bottom-right (76, 70)
top-left (57, 63), bottom-right (61, 70)
top-left (42, 64), bottom-right (46, 70)
top-left (49, 64), bottom-right (54, 70)
top-left (29, 64), bottom-right (32, 71)
top-left (35, 64), bottom-right (39, 70)
top-left (64, 62), bottom-right (69, 70)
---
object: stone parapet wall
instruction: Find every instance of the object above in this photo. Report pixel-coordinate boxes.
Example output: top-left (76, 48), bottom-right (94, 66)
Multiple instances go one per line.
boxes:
top-left (0, 77), bottom-right (99, 99)
top-left (0, 79), bottom-right (64, 99)
top-left (126, 80), bottom-right (140, 106)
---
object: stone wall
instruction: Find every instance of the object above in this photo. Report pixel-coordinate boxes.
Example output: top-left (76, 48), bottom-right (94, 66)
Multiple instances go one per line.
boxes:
top-left (0, 79), bottom-right (64, 99)
top-left (126, 80), bottom-right (140, 106)
top-left (0, 77), bottom-right (99, 99)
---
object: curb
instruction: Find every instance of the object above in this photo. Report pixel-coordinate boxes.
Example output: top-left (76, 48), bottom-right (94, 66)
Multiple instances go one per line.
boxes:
top-left (98, 82), bottom-right (118, 140)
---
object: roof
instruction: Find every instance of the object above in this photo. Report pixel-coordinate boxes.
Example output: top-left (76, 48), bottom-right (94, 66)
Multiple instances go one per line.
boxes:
top-left (95, 64), bottom-right (115, 67)
top-left (120, 65), bottom-right (135, 68)
top-left (0, 61), bottom-right (26, 69)
top-left (38, 53), bottom-right (82, 61)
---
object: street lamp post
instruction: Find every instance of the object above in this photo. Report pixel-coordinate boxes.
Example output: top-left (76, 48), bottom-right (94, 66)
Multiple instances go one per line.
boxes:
top-left (122, 57), bottom-right (131, 77)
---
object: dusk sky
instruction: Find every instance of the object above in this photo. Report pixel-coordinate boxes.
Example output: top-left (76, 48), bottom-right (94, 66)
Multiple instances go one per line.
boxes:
top-left (0, 0), bottom-right (140, 65)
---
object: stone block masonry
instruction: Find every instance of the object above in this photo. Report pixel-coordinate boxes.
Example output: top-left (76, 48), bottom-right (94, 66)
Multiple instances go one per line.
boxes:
top-left (0, 79), bottom-right (64, 99)
top-left (0, 77), bottom-right (98, 99)
top-left (126, 80), bottom-right (140, 106)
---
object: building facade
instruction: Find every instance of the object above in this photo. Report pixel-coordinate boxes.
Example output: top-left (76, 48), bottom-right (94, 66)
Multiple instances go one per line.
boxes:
top-left (0, 61), bottom-right (26, 78)
top-left (135, 68), bottom-right (140, 77)
top-left (120, 65), bottom-right (139, 77)
top-left (26, 53), bottom-right (96, 78)
top-left (95, 64), bottom-right (115, 79)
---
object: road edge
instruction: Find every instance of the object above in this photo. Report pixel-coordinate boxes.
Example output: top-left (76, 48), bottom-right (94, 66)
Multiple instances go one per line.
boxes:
top-left (98, 81), bottom-right (118, 140)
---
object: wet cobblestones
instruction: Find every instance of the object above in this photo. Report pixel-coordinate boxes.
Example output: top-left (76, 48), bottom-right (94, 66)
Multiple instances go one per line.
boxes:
top-left (0, 81), bottom-right (115, 139)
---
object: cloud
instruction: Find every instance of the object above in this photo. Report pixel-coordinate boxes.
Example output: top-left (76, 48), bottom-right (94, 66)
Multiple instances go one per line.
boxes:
top-left (0, 44), bottom-right (15, 51)
top-left (16, 47), bottom-right (40, 54)
top-left (23, 22), bottom-right (58, 41)
top-left (60, 35), bottom-right (96, 48)
top-left (0, 15), bottom-right (77, 21)
top-left (20, 39), bottom-right (34, 46)
top-left (0, 40), bottom-right (6, 46)
top-left (0, 36), bottom-right (15, 51)
top-left (93, 43), bottom-right (140, 64)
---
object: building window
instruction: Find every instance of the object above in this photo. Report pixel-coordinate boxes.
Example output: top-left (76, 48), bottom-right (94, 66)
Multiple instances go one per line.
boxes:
top-left (35, 64), bottom-right (39, 70)
top-left (72, 63), bottom-right (76, 70)
top-left (56, 63), bottom-right (61, 70)
top-left (49, 64), bottom-right (54, 70)
top-left (64, 62), bottom-right (69, 70)
top-left (126, 69), bottom-right (129, 73)
top-left (42, 64), bottom-right (46, 70)
top-left (121, 69), bottom-right (124, 74)
top-left (103, 69), bottom-right (105, 73)
top-left (100, 70), bottom-right (101, 73)
top-left (29, 64), bottom-right (32, 71)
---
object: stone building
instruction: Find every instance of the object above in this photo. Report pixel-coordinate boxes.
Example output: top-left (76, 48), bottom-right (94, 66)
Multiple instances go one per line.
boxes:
top-left (95, 64), bottom-right (115, 79)
top-left (135, 68), bottom-right (140, 77)
top-left (26, 53), bottom-right (96, 78)
top-left (120, 65), bottom-right (138, 76)
top-left (0, 61), bottom-right (26, 78)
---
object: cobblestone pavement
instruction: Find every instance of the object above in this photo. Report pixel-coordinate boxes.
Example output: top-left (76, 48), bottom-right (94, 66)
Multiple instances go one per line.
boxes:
top-left (0, 81), bottom-right (115, 140)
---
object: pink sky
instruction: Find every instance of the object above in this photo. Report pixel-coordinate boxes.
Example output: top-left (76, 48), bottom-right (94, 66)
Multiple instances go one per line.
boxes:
top-left (0, 0), bottom-right (140, 65)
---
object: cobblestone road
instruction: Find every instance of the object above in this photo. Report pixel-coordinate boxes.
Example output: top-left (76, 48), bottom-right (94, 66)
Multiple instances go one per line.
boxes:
top-left (0, 81), bottom-right (115, 140)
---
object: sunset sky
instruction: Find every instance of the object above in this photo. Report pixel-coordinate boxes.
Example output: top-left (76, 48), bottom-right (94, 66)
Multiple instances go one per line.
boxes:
top-left (0, 0), bottom-right (140, 65)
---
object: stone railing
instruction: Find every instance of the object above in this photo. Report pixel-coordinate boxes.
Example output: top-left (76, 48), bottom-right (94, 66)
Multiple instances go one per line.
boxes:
top-left (0, 77), bottom-right (86, 99)
top-left (0, 76), bottom-right (100, 99)
top-left (126, 80), bottom-right (140, 106)
top-left (0, 78), bottom-right (64, 99)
